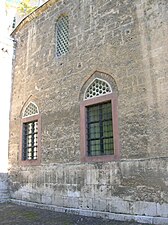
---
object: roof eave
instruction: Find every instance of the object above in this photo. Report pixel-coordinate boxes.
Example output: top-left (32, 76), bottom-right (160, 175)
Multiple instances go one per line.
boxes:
top-left (11, 0), bottom-right (59, 37)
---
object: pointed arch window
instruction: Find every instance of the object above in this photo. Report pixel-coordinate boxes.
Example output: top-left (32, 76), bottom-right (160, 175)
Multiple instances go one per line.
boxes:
top-left (84, 78), bottom-right (112, 100)
top-left (23, 102), bottom-right (39, 117)
top-left (56, 15), bottom-right (69, 57)
top-left (80, 78), bottom-right (120, 162)
top-left (20, 102), bottom-right (41, 166)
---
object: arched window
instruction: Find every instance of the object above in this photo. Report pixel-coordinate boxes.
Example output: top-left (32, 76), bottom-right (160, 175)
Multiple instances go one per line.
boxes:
top-left (84, 78), bottom-right (112, 100)
top-left (23, 102), bottom-right (39, 117)
top-left (56, 15), bottom-right (69, 57)
top-left (80, 76), bottom-right (120, 162)
top-left (20, 102), bottom-right (41, 165)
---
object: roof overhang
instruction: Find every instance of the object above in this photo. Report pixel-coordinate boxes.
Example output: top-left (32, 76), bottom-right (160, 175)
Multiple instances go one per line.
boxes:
top-left (11, 0), bottom-right (59, 37)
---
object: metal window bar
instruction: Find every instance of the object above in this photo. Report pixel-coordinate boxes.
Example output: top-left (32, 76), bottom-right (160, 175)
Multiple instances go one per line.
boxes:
top-left (87, 102), bottom-right (114, 156)
top-left (22, 121), bottom-right (38, 160)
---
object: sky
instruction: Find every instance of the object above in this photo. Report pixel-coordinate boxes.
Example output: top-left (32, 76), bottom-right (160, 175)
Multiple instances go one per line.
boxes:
top-left (6, 0), bottom-right (21, 3)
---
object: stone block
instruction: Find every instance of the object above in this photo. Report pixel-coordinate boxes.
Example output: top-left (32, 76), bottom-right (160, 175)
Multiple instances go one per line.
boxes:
top-left (79, 197), bottom-right (93, 210)
top-left (132, 201), bottom-right (157, 217)
top-left (134, 215), bottom-right (153, 224)
top-left (157, 203), bottom-right (168, 217)
top-left (63, 197), bottom-right (79, 208)
top-left (41, 195), bottom-right (52, 205)
top-left (109, 197), bottom-right (130, 214)
top-left (92, 198), bottom-right (107, 211)
top-left (153, 217), bottom-right (168, 225)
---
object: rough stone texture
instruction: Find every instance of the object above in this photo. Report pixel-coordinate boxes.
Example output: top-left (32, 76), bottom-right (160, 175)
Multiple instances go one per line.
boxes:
top-left (0, 173), bottom-right (9, 202)
top-left (9, 0), bottom-right (168, 221)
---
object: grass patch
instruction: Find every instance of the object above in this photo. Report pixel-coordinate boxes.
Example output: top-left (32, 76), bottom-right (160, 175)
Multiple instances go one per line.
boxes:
top-left (22, 211), bottom-right (39, 220)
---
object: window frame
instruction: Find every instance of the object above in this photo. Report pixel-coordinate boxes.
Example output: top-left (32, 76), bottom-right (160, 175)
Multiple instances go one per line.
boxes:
top-left (20, 114), bottom-right (41, 166)
top-left (80, 93), bottom-right (120, 163)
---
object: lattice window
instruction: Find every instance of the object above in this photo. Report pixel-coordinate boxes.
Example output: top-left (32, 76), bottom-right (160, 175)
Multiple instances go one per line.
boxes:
top-left (23, 102), bottom-right (39, 118)
top-left (84, 79), bottom-right (112, 100)
top-left (56, 15), bottom-right (69, 57)
top-left (21, 102), bottom-right (40, 163)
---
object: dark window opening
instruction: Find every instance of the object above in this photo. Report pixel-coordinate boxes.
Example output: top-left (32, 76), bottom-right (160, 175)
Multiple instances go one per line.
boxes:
top-left (22, 120), bottom-right (38, 160)
top-left (86, 101), bottom-right (114, 156)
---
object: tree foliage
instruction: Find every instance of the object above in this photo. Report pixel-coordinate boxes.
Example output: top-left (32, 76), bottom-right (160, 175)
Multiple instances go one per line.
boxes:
top-left (17, 0), bottom-right (38, 16)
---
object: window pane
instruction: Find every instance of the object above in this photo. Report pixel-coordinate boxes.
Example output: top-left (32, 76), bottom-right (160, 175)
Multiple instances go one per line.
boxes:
top-left (87, 105), bottom-right (99, 122)
top-left (103, 138), bottom-right (114, 155)
top-left (88, 139), bottom-right (101, 156)
top-left (88, 123), bottom-right (100, 139)
top-left (103, 120), bottom-right (113, 138)
top-left (102, 102), bottom-right (112, 120)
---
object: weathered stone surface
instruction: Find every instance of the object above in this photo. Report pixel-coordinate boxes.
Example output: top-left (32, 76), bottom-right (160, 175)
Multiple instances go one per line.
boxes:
top-left (0, 173), bottom-right (9, 202)
top-left (8, 0), bottom-right (168, 221)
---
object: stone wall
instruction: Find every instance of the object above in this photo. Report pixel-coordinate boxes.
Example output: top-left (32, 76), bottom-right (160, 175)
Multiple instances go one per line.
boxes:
top-left (0, 173), bottom-right (9, 202)
top-left (9, 0), bottom-right (168, 220)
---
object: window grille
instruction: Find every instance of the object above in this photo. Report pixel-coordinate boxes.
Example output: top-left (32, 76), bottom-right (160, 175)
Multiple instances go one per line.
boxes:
top-left (23, 102), bottom-right (39, 117)
top-left (85, 79), bottom-right (112, 100)
top-left (22, 121), bottom-right (38, 160)
top-left (21, 102), bottom-right (40, 163)
top-left (56, 15), bottom-right (69, 57)
top-left (86, 102), bottom-right (114, 156)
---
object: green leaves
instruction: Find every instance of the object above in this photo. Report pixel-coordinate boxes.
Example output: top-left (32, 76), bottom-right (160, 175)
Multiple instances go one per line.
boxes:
top-left (17, 0), bottom-right (38, 16)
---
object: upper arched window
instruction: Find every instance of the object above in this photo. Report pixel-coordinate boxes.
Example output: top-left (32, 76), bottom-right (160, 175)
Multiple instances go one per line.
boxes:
top-left (84, 78), bottom-right (112, 100)
top-left (23, 102), bottom-right (39, 118)
top-left (56, 15), bottom-right (69, 57)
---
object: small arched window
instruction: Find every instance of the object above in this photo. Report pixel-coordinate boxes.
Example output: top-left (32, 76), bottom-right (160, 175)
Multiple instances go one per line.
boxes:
top-left (56, 15), bottom-right (69, 57)
top-left (23, 102), bottom-right (39, 117)
top-left (20, 102), bottom-right (41, 165)
top-left (80, 77), bottom-right (120, 162)
top-left (84, 78), bottom-right (112, 100)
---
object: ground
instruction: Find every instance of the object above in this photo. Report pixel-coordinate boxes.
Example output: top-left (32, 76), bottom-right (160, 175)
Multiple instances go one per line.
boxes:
top-left (0, 203), bottom-right (151, 225)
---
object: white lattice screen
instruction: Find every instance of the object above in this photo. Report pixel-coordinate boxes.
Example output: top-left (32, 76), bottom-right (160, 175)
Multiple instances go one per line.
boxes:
top-left (56, 15), bottom-right (69, 57)
top-left (84, 79), bottom-right (112, 100)
top-left (23, 102), bottom-right (39, 118)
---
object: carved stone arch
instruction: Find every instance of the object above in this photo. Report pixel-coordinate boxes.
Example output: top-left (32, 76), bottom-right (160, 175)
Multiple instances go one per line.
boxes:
top-left (79, 71), bottom-right (119, 101)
